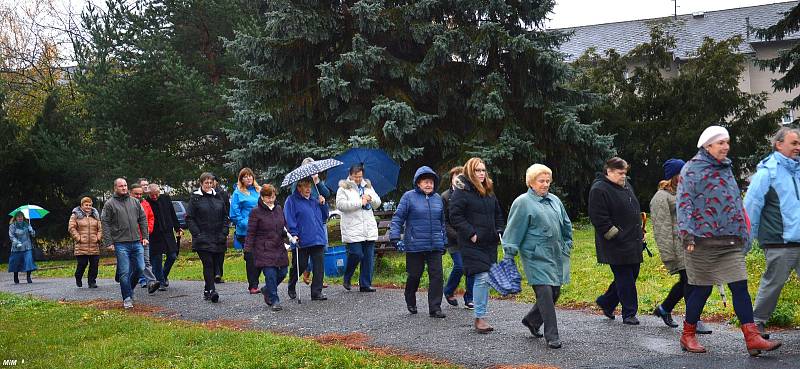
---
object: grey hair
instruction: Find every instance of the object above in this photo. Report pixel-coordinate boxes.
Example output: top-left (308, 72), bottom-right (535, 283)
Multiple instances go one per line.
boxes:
top-left (771, 127), bottom-right (800, 149)
top-left (302, 157), bottom-right (315, 165)
top-left (148, 183), bottom-right (160, 192)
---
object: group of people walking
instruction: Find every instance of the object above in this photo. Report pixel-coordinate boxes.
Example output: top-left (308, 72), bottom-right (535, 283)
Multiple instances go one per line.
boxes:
top-left (8, 125), bottom-right (797, 356)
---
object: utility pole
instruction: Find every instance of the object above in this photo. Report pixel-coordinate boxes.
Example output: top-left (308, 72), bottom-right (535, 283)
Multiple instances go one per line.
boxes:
top-left (672, 0), bottom-right (678, 20)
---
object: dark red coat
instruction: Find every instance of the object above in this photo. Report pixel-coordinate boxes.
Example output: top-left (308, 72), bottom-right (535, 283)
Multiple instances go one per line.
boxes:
top-left (244, 201), bottom-right (289, 268)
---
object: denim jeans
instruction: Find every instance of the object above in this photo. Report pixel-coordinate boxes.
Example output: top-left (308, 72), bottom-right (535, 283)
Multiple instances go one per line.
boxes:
top-left (115, 241), bottom-right (145, 300)
top-left (151, 250), bottom-right (178, 284)
top-left (262, 266), bottom-right (288, 304)
top-left (344, 241), bottom-right (375, 288)
top-left (443, 250), bottom-right (474, 303)
top-left (472, 272), bottom-right (491, 318)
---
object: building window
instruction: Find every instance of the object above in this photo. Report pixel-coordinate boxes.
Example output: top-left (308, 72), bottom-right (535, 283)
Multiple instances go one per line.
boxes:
top-left (782, 110), bottom-right (795, 125)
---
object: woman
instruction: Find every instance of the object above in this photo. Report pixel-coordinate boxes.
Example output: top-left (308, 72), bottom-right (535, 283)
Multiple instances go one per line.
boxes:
top-left (449, 158), bottom-right (506, 332)
top-left (502, 164), bottom-right (572, 349)
top-left (230, 167), bottom-right (262, 294)
top-left (285, 177), bottom-right (329, 301)
top-left (245, 184), bottom-right (289, 311)
top-left (441, 166), bottom-right (475, 309)
top-left (588, 157), bottom-right (643, 325)
top-left (69, 197), bottom-right (102, 288)
top-left (676, 126), bottom-right (781, 355)
top-left (650, 159), bottom-right (713, 334)
top-left (187, 172), bottom-right (229, 303)
top-left (8, 212), bottom-right (37, 284)
top-left (292, 157), bottom-right (332, 286)
top-left (337, 165), bottom-right (381, 292)
top-left (390, 166), bottom-right (447, 318)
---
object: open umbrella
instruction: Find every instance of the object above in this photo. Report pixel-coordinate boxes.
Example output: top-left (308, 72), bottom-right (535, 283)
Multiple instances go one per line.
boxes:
top-left (280, 158), bottom-right (343, 188)
top-left (9, 205), bottom-right (49, 220)
top-left (325, 148), bottom-right (400, 197)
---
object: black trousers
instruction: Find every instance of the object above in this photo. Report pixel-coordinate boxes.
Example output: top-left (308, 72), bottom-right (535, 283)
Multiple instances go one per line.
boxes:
top-left (597, 263), bottom-right (640, 318)
top-left (288, 246), bottom-right (325, 297)
top-left (197, 251), bottom-right (224, 291)
top-left (405, 251), bottom-right (444, 313)
top-left (75, 255), bottom-right (100, 284)
top-left (524, 285), bottom-right (562, 342)
top-left (661, 269), bottom-right (689, 313)
top-left (239, 236), bottom-right (261, 289)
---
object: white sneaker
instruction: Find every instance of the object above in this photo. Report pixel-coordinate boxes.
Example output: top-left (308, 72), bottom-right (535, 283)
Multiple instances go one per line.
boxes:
top-left (123, 297), bottom-right (133, 309)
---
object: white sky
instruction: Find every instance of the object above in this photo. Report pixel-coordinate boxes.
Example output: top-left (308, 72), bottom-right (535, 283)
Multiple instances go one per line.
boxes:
top-left (547, 0), bottom-right (791, 28)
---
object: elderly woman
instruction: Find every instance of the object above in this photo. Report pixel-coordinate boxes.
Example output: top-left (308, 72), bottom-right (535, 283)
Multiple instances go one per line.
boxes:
top-left (245, 184), bottom-right (289, 311)
top-left (187, 172), bottom-right (229, 303)
top-left (8, 212), bottom-right (37, 284)
top-left (230, 167), bottom-right (262, 293)
top-left (390, 166), bottom-right (447, 318)
top-left (677, 126), bottom-right (780, 355)
top-left (69, 197), bottom-right (103, 288)
top-left (337, 164), bottom-right (381, 292)
top-left (285, 177), bottom-right (329, 301)
top-left (449, 157), bottom-right (506, 332)
top-left (588, 157), bottom-right (643, 325)
top-left (502, 164), bottom-right (572, 349)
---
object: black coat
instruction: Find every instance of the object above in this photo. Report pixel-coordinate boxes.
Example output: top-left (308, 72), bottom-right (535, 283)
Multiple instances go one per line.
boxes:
top-left (245, 201), bottom-right (289, 268)
top-left (448, 175), bottom-right (506, 275)
top-left (441, 189), bottom-right (460, 251)
top-left (587, 174), bottom-right (644, 265)
top-left (187, 189), bottom-right (229, 253)
top-left (147, 194), bottom-right (180, 254)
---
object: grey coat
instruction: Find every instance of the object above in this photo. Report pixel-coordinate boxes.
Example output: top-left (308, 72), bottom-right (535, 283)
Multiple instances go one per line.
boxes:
top-left (101, 193), bottom-right (149, 246)
top-left (649, 189), bottom-right (685, 274)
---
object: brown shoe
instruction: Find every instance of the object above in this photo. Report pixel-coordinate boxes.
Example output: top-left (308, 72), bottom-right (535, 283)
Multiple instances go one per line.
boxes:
top-left (680, 322), bottom-right (707, 353)
top-left (474, 318), bottom-right (494, 334)
top-left (302, 271), bottom-right (311, 285)
top-left (742, 323), bottom-right (781, 356)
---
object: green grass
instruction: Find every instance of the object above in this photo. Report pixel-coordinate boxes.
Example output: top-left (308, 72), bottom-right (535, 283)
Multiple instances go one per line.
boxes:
top-left (8, 222), bottom-right (800, 326)
top-left (0, 292), bottom-right (454, 369)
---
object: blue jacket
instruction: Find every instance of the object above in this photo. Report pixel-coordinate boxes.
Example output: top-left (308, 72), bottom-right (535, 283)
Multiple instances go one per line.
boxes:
top-left (284, 189), bottom-right (329, 248)
top-left (9, 221), bottom-right (35, 252)
top-left (389, 166), bottom-right (447, 252)
top-left (230, 186), bottom-right (259, 237)
top-left (744, 151), bottom-right (800, 248)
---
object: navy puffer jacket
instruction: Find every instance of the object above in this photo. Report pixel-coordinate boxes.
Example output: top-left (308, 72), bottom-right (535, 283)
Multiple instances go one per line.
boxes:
top-left (389, 166), bottom-right (447, 253)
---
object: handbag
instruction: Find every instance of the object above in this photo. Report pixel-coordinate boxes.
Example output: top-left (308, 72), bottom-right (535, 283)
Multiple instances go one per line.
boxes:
top-left (487, 258), bottom-right (522, 296)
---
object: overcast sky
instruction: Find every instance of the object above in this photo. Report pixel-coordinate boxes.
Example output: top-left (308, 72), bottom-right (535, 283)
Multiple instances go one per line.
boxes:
top-left (547, 0), bottom-right (791, 28)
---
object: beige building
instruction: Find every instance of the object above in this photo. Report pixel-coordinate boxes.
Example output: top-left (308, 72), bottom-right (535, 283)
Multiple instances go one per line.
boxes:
top-left (557, 1), bottom-right (799, 123)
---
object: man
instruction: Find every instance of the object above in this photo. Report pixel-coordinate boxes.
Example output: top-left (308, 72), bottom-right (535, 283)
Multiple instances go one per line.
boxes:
top-left (745, 127), bottom-right (800, 339)
top-left (146, 184), bottom-right (182, 290)
top-left (130, 184), bottom-right (160, 293)
top-left (588, 157), bottom-right (645, 325)
top-left (212, 174), bottom-right (230, 283)
top-left (138, 178), bottom-right (150, 196)
top-left (102, 178), bottom-right (149, 309)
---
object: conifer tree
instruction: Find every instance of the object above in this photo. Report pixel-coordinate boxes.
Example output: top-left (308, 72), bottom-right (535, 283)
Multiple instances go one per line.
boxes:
top-left (756, 2), bottom-right (800, 110)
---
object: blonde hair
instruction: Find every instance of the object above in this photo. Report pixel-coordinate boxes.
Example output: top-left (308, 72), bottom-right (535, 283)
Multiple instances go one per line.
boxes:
top-left (525, 164), bottom-right (552, 188)
top-left (463, 157), bottom-right (493, 196)
top-left (80, 197), bottom-right (93, 205)
top-left (658, 176), bottom-right (679, 193)
top-left (237, 167), bottom-right (261, 195)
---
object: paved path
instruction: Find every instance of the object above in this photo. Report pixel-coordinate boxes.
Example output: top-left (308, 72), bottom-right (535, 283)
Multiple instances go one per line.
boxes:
top-left (2, 274), bottom-right (799, 369)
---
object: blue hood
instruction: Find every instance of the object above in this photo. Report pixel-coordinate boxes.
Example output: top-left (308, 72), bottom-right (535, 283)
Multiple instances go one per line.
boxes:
top-left (412, 166), bottom-right (440, 193)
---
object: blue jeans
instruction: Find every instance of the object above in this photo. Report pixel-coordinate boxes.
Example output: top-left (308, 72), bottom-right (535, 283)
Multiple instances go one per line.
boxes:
top-left (152, 250), bottom-right (178, 284)
top-left (443, 250), bottom-right (474, 303)
top-left (115, 242), bottom-right (145, 300)
top-left (473, 272), bottom-right (490, 318)
top-left (262, 266), bottom-right (288, 304)
top-left (344, 241), bottom-right (375, 288)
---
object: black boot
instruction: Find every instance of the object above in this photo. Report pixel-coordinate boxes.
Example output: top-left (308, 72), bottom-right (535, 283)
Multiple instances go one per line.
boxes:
top-left (13, 272), bottom-right (19, 284)
top-left (204, 290), bottom-right (211, 300)
top-left (26, 272), bottom-right (32, 284)
top-left (210, 290), bottom-right (219, 303)
top-left (75, 275), bottom-right (83, 288)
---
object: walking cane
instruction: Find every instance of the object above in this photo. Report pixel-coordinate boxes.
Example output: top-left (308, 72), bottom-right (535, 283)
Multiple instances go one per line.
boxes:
top-left (285, 227), bottom-right (301, 304)
top-left (718, 284), bottom-right (728, 308)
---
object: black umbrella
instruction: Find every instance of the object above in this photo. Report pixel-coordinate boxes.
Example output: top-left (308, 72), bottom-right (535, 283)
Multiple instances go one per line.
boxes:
top-left (280, 158), bottom-right (343, 188)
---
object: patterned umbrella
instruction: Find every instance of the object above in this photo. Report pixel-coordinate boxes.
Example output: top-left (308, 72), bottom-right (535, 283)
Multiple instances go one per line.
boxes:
top-left (9, 205), bottom-right (49, 220)
top-left (487, 258), bottom-right (522, 296)
top-left (280, 158), bottom-right (344, 188)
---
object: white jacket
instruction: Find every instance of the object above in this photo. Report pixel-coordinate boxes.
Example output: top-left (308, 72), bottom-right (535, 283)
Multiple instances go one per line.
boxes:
top-left (336, 179), bottom-right (381, 243)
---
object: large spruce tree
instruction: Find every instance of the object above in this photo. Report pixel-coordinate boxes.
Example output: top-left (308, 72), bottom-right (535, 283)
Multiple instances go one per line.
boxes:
top-left (225, 0), bottom-right (614, 210)
top-left (756, 2), bottom-right (800, 111)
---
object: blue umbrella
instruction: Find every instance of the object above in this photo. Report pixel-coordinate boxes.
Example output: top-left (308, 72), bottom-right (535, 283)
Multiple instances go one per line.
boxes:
top-left (326, 148), bottom-right (400, 197)
top-left (280, 158), bottom-right (343, 188)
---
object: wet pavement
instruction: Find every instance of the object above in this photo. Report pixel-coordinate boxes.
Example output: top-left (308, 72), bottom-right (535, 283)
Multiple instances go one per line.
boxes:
top-left (2, 274), bottom-right (799, 369)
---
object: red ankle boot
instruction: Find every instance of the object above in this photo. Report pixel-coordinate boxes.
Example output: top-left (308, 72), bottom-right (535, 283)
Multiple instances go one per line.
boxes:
top-left (680, 322), bottom-right (707, 353)
top-left (741, 323), bottom-right (781, 356)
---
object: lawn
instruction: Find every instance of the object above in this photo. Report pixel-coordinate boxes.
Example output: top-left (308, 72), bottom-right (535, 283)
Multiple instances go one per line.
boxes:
top-left (0, 292), bottom-right (455, 369)
top-left (8, 221), bottom-right (800, 326)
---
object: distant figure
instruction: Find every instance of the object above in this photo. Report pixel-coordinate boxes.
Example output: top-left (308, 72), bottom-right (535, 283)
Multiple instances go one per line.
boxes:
top-left (8, 212), bottom-right (37, 284)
